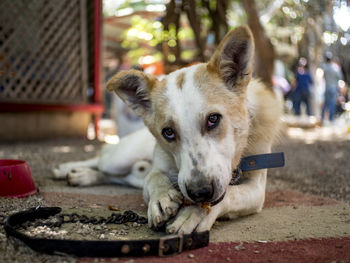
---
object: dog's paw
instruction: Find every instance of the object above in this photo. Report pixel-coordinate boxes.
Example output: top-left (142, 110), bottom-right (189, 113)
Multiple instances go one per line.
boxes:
top-left (52, 162), bottom-right (78, 179)
top-left (67, 168), bottom-right (101, 186)
top-left (147, 188), bottom-right (183, 229)
top-left (52, 167), bottom-right (68, 179)
top-left (166, 205), bottom-right (213, 234)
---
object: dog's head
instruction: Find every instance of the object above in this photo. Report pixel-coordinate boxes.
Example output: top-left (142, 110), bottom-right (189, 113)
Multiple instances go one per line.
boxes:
top-left (107, 26), bottom-right (254, 204)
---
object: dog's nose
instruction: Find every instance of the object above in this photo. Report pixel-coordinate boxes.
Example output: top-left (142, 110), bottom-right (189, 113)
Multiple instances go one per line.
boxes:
top-left (187, 184), bottom-right (214, 203)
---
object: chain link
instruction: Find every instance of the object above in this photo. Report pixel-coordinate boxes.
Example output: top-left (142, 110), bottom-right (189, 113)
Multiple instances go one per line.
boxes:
top-left (32, 210), bottom-right (147, 228)
top-left (0, 214), bottom-right (5, 225)
top-left (230, 167), bottom-right (243, 185)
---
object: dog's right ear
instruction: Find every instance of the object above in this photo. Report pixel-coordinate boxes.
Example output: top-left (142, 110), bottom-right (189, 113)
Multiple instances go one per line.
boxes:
top-left (106, 70), bottom-right (154, 117)
top-left (207, 25), bottom-right (254, 93)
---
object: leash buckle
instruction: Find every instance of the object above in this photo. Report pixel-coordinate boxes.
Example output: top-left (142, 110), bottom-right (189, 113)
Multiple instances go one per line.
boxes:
top-left (159, 234), bottom-right (183, 256)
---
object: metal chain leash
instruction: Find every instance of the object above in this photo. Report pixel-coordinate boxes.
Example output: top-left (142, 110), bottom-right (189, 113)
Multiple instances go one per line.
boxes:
top-left (230, 167), bottom-right (243, 185)
top-left (0, 214), bottom-right (5, 225)
top-left (31, 210), bottom-right (148, 228)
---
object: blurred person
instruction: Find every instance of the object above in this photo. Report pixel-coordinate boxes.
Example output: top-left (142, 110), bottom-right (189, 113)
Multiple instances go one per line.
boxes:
top-left (292, 58), bottom-right (313, 116)
top-left (273, 59), bottom-right (292, 98)
top-left (273, 75), bottom-right (291, 97)
top-left (313, 67), bottom-right (326, 119)
top-left (321, 52), bottom-right (344, 123)
top-left (336, 80), bottom-right (348, 117)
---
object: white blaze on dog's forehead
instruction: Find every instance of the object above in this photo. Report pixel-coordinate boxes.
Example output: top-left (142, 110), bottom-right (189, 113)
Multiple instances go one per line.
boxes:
top-left (165, 65), bottom-right (206, 134)
top-left (161, 64), bottom-right (242, 201)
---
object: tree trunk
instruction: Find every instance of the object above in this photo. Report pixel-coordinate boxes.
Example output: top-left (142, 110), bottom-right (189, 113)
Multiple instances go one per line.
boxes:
top-left (184, 0), bottom-right (205, 61)
top-left (241, 0), bottom-right (275, 87)
top-left (299, 18), bottom-right (323, 76)
top-left (202, 0), bottom-right (228, 45)
top-left (161, 0), bottom-right (182, 70)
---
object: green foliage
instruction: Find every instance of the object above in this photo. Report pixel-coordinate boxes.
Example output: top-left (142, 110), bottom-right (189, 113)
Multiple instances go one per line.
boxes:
top-left (113, 0), bottom-right (335, 66)
top-left (181, 49), bottom-right (197, 60)
top-left (120, 16), bottom-right (162, 63)
top-left (226, 1), bottom-right (246, 29)
top-left (103, 0), bottom-right (155, 17)
top-left (121, 14), bottom-right (196, 64)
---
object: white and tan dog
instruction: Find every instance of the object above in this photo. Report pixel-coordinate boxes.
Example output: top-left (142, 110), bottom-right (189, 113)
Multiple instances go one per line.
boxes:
top-left (53, 25), bottom-right (282, 234)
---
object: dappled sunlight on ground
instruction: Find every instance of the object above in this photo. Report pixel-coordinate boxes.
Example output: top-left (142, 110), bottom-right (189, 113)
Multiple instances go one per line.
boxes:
top-left (283, 114), bottom-right (350, 144)
top-left (51, 146), bottom-right (74, 153)
top-left (87, 119), bottom-right (120, 144)
top-left (104, 134), bottom-right (120, 144)
top-left (286, 126), bottom-right (350, 144)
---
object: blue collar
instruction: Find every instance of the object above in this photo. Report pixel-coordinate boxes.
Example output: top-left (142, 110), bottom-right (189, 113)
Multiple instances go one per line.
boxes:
top-left (230, 152), bottom-right (285, 185)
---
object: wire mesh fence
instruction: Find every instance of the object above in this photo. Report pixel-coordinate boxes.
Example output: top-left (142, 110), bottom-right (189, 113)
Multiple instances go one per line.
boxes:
top-left (0, 0), bottom-right (89, 104)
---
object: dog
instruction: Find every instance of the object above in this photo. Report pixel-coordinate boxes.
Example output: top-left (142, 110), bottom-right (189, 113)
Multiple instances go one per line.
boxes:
top-left (53, 25), bottom-right (282, 234)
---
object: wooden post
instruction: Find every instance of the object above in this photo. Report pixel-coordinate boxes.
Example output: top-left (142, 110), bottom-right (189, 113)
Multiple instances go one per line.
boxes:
top-left (93, 0), bottom-right (102, 138)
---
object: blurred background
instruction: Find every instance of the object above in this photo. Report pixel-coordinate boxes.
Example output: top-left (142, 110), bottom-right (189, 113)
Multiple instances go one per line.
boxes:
top-left (1, 0), bottom-right (350, 142)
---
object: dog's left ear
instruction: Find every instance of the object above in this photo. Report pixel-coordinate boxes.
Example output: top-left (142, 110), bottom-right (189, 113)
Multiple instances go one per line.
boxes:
top-left (208, 25), bottom-right (254, 92)
top-left (106, 70), bottom-right (154, 117)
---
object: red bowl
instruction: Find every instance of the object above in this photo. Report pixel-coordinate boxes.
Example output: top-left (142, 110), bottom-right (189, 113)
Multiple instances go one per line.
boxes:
top-left (0, 160), bottom-right (37, 198)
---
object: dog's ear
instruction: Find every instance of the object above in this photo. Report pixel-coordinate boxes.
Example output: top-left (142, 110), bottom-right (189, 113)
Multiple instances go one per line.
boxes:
top-left (208, 25), bottom-right (254, 92)
top-left (106, 70), bottom-right (154, 117)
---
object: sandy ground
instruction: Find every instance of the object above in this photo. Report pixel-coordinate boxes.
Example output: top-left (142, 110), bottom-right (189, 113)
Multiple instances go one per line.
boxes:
top-left (0, 125), bottom-right (350, 262)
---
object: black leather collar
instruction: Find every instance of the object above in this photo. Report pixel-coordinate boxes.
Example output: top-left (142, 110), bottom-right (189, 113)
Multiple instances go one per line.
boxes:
top-left (4, 206), bottom-right (209, 257)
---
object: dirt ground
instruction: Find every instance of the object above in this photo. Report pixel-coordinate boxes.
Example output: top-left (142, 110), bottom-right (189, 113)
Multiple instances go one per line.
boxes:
top-left (270, 127), bottom-right (350, 202)
top-left (0, 127), bottom-right (348, 203)
top-left (0, 125), bottom-right (349, 262)
top-left (268, 133), bottom-right (350, 202)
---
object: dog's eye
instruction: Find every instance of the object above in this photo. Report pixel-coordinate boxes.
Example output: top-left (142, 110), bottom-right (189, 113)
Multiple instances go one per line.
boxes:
top-left (162, 127), bottom-right (176, 141)
top-left (207, 113), bottom-right (221, 130)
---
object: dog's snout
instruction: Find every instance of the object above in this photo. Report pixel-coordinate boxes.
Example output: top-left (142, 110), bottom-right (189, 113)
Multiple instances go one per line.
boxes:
top-left (187, 183), bottom-right (214, 203)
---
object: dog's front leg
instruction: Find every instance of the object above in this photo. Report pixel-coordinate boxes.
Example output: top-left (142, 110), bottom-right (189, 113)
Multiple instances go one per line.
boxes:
top-left (143, 144), bottom-right (183, 229)
top-left (221, 169), bottom-right (267, 219)
top-left (144, 170), bottom-right (183, 229)
top-left (166, 205), bottom-right (220, 234)
top-left (166, 170), bottom-right (267, 234)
